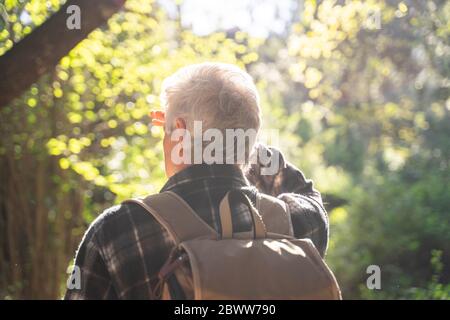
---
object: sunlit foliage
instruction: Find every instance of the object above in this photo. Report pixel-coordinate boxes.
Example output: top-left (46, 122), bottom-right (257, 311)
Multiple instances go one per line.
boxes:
top-left (0, 0), bottom-right (449, 299)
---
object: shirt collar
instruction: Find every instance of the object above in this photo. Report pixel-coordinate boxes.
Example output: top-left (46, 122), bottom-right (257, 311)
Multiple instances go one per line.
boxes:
top-left (160, 164), bottom-right (250, 192)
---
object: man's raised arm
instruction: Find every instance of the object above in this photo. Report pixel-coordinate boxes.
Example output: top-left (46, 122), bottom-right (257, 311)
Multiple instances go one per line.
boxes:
top-left (246, 144), bottom-right (329, 257)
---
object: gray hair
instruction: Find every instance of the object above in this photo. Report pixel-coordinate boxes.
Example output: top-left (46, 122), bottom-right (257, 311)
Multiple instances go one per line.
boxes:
top-left (161, 62), bottom-right (261, 164)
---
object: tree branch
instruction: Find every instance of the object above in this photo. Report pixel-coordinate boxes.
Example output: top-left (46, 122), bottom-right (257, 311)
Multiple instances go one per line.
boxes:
top-left (0, 0), bottom-right (126, 109)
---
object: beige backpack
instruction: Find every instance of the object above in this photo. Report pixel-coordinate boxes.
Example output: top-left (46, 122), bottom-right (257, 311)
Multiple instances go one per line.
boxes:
top-left (125, 189), bottom-right (342, 300)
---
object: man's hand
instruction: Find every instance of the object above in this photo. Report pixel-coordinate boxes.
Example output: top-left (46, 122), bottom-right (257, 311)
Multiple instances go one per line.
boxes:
top-left (246, 144), bottom-right (286, 196)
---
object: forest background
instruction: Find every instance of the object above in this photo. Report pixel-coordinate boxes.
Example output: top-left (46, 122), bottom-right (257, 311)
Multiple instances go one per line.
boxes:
top-left (0, 0), bottom-right (449, 299)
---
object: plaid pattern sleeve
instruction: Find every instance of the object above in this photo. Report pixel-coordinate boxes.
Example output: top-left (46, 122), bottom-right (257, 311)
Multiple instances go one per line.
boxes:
top-left (246, 144), bottom-right (329, 257)
top-left (64, 214), bottom-right (118, 300)
top-left (64, 203), bottom-right (174, 300)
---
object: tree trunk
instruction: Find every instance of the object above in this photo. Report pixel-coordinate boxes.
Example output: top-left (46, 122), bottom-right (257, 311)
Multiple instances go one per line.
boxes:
top-left (0, 0), bottom-right (125, 109)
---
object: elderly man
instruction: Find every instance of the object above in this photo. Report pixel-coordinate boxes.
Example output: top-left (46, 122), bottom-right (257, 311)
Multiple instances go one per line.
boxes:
top-left (65, 62), bottom-right (329, 300)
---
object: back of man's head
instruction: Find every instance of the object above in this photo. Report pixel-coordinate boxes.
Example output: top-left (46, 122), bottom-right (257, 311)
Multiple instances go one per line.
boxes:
top-left (161, 62), bottom-right (261, 165)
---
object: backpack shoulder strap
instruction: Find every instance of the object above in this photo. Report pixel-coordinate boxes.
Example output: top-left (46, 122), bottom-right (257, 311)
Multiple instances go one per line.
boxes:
top-left (124, 191), bottom-right (218, 244)
top-left (257, 193), bottom-right (294, 237)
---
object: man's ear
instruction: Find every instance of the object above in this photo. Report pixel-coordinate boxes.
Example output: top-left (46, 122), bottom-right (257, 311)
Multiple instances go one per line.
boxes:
top-left (173, 118), bottom-right (187, 160)
top-left (174, 118), bottom-right (187, 147)
top-left (175, 117), bottom-right (186, 130)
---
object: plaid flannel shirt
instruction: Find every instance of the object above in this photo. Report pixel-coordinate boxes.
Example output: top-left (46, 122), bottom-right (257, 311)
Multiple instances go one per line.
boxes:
top-left (64, 145), bottom-right (329, 300)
